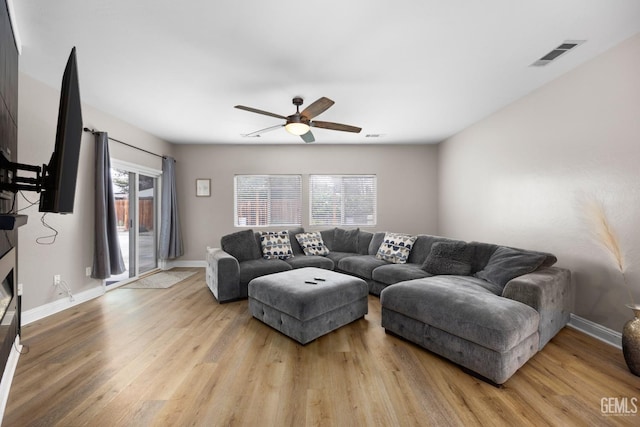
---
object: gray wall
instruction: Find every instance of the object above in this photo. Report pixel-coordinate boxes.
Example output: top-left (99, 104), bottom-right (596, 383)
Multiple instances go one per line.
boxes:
top-left (438, 33), bottom-right (640, 332)
top-left (17, 73), bottom-right (173, 312)
top-left (173, 144), bottom-right (439, 261)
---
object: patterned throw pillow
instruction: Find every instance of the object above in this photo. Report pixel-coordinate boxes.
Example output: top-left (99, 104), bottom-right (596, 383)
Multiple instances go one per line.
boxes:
top-left (295, 232), bottom-right (330, 256)
top-left (259, 231), bottom-right (293, 260)
top-left (375, 232), bottom-right (417, 264)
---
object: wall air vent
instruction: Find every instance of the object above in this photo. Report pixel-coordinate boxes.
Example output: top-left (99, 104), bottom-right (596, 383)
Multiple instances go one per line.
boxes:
top-left (530, 40), bottom-right (586, 67)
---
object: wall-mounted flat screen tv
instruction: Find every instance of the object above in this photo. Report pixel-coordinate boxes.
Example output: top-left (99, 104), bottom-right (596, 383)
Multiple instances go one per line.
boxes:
top-left (39, 47), bottom-right (83, 214)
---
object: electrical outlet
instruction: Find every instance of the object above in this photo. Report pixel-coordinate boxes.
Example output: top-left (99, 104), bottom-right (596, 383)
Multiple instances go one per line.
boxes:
top-left (53, 274), bottom-right (61, 286)
top-left (86, 267), bottom-right (92, 277)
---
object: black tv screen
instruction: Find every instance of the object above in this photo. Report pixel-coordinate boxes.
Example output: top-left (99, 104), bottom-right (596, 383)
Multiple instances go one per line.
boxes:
top-left (39, 47), bottom-right (83, 214)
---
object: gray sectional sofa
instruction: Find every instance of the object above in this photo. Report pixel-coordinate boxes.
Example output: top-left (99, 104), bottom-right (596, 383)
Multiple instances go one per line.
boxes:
top-left (206, 227), bottom-right (573, 384)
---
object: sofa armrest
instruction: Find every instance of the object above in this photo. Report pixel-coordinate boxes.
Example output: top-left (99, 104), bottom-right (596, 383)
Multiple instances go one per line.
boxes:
top-left (206, 247), bottom-right (241, 303)
top-left (502, 267), bottom-right (573, 349)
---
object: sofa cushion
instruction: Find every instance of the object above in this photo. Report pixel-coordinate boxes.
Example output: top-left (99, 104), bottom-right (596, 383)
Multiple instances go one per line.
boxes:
top-left (239, 258), bottom-right (292, 286)
top-left (259, 231), bottom-right (294, 260)
top-left (338, 255), bottom-right (389, 279)
top-left (357, 230), bottom-right (374, 255)
top-left (333, 228), bottom-right (359, 252)
top-left (319, 229), bottom-right (335, 250)
top-left (406, 235), bottom-right (434, 265)
top-left (474, 246), bottom-right (547, 287)
top-left (287, 227), bottom-right (306, 255)
top-left (326, 251), bottom-right (360, 265)
top-left (368, 232), bottom-right (386, 255)
top-left (221, 229), bottom-right (261, 262)
top-left (285, 255), bottom-right (334, 270)
top-left (469, 241), bottom-right (558, 273)
top-left (295, 231), bottom-right (330, 256)
top-left (408, 235), bottom-right (466, 265)
top-left (376, 233), bottom-right (417, 264)
top-left (468, 241), bottom-right (499, 273)
top-left (422, 241), bottom-right (473, 276)
top-left (372, 263), bottom-right (431, 285)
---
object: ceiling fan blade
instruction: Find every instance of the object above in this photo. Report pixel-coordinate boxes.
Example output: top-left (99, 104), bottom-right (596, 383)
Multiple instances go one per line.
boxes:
top-left (300, 130), bottom-right (315, 143)
top-left (301, 97), bottom-right (334, 119)
top-left (234, 105), bottom-right (287, 120)
top-left (242, 124), bottom-right (284, 137)
top-left (311, 120), bottom-right (362, 133)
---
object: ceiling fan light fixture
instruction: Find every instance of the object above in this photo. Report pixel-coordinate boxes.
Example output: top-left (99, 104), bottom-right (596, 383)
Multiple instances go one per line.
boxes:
top-left (236, 97), bottom-right (360, 141)
top-left (284, 122), bottom-right (310, 136)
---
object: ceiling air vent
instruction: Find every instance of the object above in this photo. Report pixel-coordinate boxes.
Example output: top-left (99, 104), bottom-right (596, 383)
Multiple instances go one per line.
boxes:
top-left (530, 40), bottom-right (586, 67)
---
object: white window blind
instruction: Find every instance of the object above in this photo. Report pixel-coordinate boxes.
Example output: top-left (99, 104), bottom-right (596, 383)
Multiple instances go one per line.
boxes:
top-left (310, 175), bottom-right (377, 226)
top-left (234, 175), bottom-right (302, 227)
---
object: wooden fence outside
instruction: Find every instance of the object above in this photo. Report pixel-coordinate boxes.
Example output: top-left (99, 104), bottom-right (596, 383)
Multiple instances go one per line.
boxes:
top-left (115, 199), bottom-right (155, 231)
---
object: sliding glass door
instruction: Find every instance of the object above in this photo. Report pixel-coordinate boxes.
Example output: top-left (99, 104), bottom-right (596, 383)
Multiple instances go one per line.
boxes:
top-left (109, 161), bottom-right (161, 285)
top-left (137, 173), bottom-right (157, 274)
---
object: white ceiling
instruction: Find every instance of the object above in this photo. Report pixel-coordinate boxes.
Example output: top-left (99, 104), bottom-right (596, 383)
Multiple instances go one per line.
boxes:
top-left (12, 0), bottom-right (640, 145)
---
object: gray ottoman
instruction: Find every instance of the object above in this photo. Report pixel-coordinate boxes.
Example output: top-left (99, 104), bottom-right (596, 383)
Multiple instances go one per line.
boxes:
top-left (248, 267), bottom-right (368, 344)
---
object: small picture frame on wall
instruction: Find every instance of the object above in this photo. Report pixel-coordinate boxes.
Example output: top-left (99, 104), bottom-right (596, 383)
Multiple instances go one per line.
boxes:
top-left (195, 179), bottom-right (211, 197)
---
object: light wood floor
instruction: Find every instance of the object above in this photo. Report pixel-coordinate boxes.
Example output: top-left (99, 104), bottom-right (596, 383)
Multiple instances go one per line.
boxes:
top-left (4, 268), bottom-right (639, 426)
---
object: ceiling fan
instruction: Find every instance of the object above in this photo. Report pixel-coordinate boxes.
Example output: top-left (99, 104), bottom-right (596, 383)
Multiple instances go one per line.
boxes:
top-left (235, 97), bottom-right (361, 143)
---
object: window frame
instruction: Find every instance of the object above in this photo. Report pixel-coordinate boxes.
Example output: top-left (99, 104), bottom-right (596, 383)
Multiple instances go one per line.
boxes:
top-left (234, 174), bottom-right (303, 227)
top-left (309, 174), bottom-right (377, 227)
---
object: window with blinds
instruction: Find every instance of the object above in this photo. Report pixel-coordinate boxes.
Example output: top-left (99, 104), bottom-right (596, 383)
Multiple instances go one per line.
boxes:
top-left (310, 175), bottom-right (377, 226)
top-left (234, 175), bottom-right (302, 227)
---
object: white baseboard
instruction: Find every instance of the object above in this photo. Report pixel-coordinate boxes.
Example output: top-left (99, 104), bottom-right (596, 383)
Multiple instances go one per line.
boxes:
top-left (21, 286), bottom-right (105, 326)
top-left (165, 260), bottom-right (206, 268)
top-left (0, 336), bottom-right (22, 421)
top-left (21, 263), bottom-right (204, 326)
top-left (568, 313), bottom-right (622, 349)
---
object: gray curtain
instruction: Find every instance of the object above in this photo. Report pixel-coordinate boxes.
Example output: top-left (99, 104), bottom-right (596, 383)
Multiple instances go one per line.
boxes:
top-left (92, 132), bottom-right (125, 279)
top-left (159, 156), bottom-right (183, 260)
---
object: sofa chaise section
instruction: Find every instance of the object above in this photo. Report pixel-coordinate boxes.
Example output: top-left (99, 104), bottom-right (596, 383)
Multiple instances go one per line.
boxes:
top-left (380, 266), bottom-right (572, 384)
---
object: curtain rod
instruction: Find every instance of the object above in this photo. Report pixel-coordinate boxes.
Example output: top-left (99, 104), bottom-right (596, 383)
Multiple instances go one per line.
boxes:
top-left (83, 127), bottom-right (166, 159)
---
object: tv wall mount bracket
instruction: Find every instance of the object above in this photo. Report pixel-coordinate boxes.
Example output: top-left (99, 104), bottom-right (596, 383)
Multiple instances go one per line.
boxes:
top-left (0, 150), bottom-right (45, 229)
top-left (0, 150), bottom-right (45, 197)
